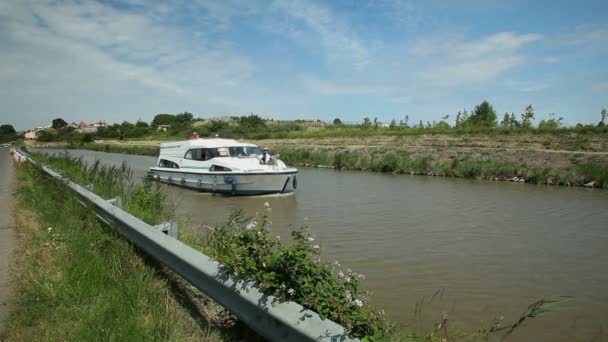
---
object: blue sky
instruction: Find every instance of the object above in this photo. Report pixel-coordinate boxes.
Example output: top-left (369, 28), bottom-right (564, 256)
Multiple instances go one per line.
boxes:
top-left (0, 0), bottom-right (607, 130)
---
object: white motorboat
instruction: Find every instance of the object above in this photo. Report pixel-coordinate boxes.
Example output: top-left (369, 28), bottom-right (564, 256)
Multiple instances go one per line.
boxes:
top-left (147, 138), bottom-right (298, 195)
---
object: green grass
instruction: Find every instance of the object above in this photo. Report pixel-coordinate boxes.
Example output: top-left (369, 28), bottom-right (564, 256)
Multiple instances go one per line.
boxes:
top-left (4, 155), bottom-right (264, 341)
top-left (275, 147), bottom-right (608, 188)
top-left (63, 142), bottom-right (160, 156)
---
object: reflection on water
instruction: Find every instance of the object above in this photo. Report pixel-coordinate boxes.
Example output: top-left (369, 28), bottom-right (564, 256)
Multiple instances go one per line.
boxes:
top-left (37, 148), bottom-right (608, 341)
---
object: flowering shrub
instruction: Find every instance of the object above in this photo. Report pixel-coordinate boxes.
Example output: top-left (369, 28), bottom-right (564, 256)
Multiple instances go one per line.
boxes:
top-left (205, 204), bottom-right (394, 340)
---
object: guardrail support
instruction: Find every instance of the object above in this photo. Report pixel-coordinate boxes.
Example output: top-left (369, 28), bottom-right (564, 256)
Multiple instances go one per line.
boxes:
top-left (107, 196), bottom-right (122, 208)
top-left (153, 221), bottom-right (178, 239)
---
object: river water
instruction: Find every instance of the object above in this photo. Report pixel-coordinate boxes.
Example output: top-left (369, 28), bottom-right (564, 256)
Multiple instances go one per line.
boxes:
top-left (37, 149), bottom-right (608, 341)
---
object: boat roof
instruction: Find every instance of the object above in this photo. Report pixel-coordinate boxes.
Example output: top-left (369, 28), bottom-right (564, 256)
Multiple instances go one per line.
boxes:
top-left (160, 138), bottom-right (256, 150)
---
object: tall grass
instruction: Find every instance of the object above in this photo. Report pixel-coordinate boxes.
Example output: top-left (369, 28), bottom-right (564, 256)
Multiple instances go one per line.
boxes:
top-left (4, 163), bottom-right (231, 341)
top-left (65, 142), bottom-right (160, 156)
top-left (275, 147), bottom-right (608, 188)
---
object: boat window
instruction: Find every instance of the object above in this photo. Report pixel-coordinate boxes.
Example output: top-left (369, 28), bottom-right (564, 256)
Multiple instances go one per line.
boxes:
top-left (228, 146), bottom-right (263, 157)
top-left (209, 165), bottom-right (232, 172)
top-left (158, 159), bottom-right (179, 168)
top-left (184, 148), bottom-right (224, 161)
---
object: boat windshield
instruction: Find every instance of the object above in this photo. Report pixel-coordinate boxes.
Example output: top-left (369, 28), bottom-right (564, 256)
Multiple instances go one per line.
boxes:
top-left (228, 146), bottom-right (262, 157)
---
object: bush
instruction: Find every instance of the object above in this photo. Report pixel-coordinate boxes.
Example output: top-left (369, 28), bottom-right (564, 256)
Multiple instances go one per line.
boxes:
top-left (205, 207), bottom-right (394, 340)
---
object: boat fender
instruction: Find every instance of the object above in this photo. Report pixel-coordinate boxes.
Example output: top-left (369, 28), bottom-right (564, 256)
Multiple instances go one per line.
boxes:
top-left (293, 176), bottom-right (298, 189)
top-left (197, 178), bottom-right (202, 188)
top-left (154, 174), bottom-right (160, 181)
top-left (180, 177), bottom-right (186, 185)
top-left (167, 176), bottom-right (172, 184)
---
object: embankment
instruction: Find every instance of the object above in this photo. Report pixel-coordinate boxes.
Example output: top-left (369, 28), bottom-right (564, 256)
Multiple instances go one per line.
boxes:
top-left (45, 132), bottom-right (608, 188)
top-left (2, 161), bottom-right (244, 341)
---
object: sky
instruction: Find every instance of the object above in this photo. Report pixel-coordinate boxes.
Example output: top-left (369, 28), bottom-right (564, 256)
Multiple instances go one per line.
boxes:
top-left (0, 0), bottom-right (607, 130)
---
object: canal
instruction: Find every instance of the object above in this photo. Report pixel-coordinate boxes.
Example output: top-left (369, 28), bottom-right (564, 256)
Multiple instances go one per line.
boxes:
top-left (36, 149), bottom-right (608, 341)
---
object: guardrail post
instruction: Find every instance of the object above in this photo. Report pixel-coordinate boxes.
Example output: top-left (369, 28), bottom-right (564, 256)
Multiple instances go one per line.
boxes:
top-left (153, 221), bottom-right (178, 239)
top-left (107, 196), bottom-right (122, 208)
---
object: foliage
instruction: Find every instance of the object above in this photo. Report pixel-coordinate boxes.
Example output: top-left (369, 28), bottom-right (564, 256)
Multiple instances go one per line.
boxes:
top-left (52, 118), bottom-right (67, 130)
top-left (0, 124), bottom-right (17, 142)
top-left (205, 207), bottom-right (394, 340)
top-left (538, 113), bottom-right (563, 130)
top-left (7, 163), bottom-right (227, 341)
top-left (465, 101), bottom-right (497, 128)
top-left (152, 113), bottom-right (177, 126)
top-left (521, 104), bottom-right (535, 128)
top-left (333, 118), bottom-right (343, 125)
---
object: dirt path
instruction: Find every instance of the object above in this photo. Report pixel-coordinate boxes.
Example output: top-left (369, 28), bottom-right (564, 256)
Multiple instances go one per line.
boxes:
top-left (0, 147), bottom-right (16, 334)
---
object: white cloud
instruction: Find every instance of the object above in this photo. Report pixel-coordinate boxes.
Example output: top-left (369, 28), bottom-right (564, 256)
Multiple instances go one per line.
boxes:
top-left (269, 0), bottom-right (370, 69)
top-left (410, 32), bottom-right (543, 87)
top-left (0, 0), bottom-right (258, 128)
top-left (561, 26), bottom-right (608, 46)
top-left (300, 75), bottom-right (392, 95)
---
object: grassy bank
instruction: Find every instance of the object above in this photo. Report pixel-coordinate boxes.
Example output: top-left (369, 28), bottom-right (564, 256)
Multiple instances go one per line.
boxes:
top-left (61, 135), bottom-right (608, 189)
top-left (2, 160), bottom-right (249, 341)
top-left (59, 142), bottom-right (160, 156)
top-left (272, 146), bottom-right (608, 188)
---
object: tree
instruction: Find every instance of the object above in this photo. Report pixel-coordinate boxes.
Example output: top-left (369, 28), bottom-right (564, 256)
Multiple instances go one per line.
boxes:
top-left (599, 108), bottom-right (607, 127)
top-left (175, 112), bottom-right (193, 124)
top-left (389, 119), bottom-right (397, 129)
top-left (151, 114), bottom-right (176, 126)
top-left (52, 118), bottom-right (67, 130)
top-left (521, 104), bottom-right (535, 128)
top-left (0, 124), bottom-right (16, 142)
top-left (0, 124), bottom-right (16, 135)
top-left (81, 133), bottom-right (95, 143)
top-left (467, 101), bottom-right (497, 128)
top-left (538, 113), bottom-right (563, 130)
top-left (333, 118), bottom-right (342, 125)
top-left (135, 120), bottom-right (149, 128)
top-left (362, 117), bottom-right (371, 128)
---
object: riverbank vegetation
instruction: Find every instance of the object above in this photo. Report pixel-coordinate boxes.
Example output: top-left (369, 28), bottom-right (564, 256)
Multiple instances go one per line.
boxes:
top-left (10, 152), bottom-right (563, 341)
top-left (273, 147), bottom-right (608, 188)
top-left (4, 161), bottom-right (241, 341)
top-left (20, 103), bottom-right (608, 143)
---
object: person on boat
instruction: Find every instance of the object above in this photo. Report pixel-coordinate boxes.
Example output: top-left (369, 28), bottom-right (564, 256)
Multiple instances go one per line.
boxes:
top-left (189, 132), bottom-right (199, 140)
top-left (260, 148), bottom-right (271, 164)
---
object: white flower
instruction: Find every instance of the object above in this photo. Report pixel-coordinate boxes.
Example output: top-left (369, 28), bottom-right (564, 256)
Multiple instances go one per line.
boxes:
top-left (380, 310), bottom-right (385, 315)
top-left (262, 262), bottom-right (266, 268)
top-left (312, 244), bottom-right (320, 250)
top-left (338, 271), bottom-right (345, 278)
top-left (47, 227), bottom-right (52, 232)
top-left (347, 268), bottom-right (352, 274)
top-left (358, 274), bottom-right (366, 280)
top-left (264, 202), bottom-right (270, 208)
top-left (354, 299), bottom-right (363, 307)
top-left (245, 221), bottom-right (257, 230)
top-left (276, 235), bottom-right (281, 240)
top-left (307, 237), bottom-right (315, 242)
top-left (287, 288), bottom-right (295, 296)
top-left (345, 291), bottom-right (352, 301)
top-left (345, 277), bottom-right (351, 283)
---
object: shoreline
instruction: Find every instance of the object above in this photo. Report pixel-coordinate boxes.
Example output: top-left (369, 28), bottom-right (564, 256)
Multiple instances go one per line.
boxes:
top-left (29, 134), bottom-right (608, 189)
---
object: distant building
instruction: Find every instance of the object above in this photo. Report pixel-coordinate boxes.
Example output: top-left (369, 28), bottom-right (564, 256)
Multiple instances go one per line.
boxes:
top-left (24, 131), bottom-right (38, 140)
top-left (157, 124), bottom-right (170, 132)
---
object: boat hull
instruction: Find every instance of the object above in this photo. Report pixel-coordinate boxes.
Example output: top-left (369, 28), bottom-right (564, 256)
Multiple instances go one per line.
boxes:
top-left (147, 168), bottom-right (298, 195)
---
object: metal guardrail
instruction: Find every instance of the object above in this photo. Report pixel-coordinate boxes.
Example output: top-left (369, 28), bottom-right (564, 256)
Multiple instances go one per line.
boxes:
top-left (13, 148), bottom-right (358, 342)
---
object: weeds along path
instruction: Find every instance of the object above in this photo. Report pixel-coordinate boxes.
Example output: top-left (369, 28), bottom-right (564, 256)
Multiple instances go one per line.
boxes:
top-left (2, 161), bottom-right (252, 341)
top-left (0, 148), bottom-right (16, 335)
